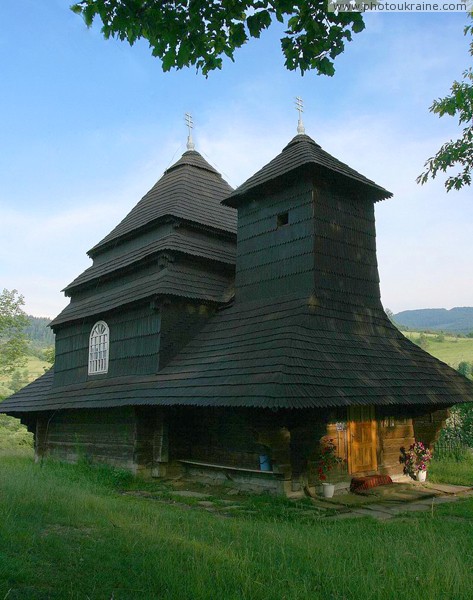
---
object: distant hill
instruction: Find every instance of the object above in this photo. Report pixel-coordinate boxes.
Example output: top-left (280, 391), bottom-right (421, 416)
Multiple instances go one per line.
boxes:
top-left (24, 316), bottom-right (54, 347)
top-left (394, 307), bottom-right (473, 334)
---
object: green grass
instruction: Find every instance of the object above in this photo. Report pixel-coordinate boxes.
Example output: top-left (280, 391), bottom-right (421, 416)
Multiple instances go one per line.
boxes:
top-left (23, 355), bottom-right (50, 378)
top-left (401, 331), bottom-right (473, 369)
top-left (429, 453), bottom-right (473, 486)
top-left (1, 453), bottom-right (473, 599)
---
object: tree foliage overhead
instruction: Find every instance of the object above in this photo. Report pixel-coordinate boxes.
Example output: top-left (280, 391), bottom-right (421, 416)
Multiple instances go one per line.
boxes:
top-left (418, 19), bottom-right (473, 192)
top-left (0, 289), bottom-right (29, 376)
top-left (71, 0), bottom-right (365, 76)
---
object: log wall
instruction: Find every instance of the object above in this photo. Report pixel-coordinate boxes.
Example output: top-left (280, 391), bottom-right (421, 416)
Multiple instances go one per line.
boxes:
top-left (31, 404), bottom-right (451, 493)
top-left (168, 407), bottom-right (279, 470)
top-left (37, 407), bottom-right (138, 471)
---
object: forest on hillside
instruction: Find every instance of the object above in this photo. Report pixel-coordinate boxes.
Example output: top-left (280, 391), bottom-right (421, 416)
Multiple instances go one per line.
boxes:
top-left (24, 316), bottom-right (54, 347)
top-left (0, 316), bottom-right (54, 401)
top-left (395, 307), bottom-right (473, 334)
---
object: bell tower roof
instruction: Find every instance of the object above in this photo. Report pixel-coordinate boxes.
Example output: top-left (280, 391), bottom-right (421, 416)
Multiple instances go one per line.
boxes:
top-left (223, 132), bottom-right (392, 208)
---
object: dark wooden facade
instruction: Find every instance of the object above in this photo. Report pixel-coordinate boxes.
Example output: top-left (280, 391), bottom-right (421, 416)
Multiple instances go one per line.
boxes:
top-left (3, 133), bottom-right (472, 495)
top-left (30, 404), bottom-right (448, 494)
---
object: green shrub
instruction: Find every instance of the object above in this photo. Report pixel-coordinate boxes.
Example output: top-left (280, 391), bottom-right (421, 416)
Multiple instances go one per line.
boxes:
top-left (0, 414), bottom-right (33, 449)
top-left (416, 333), bottom-right (429, 349)
top-left (458, 361), bottom-right (472, 378)
top-left (439, 403), bottom-right (473, 447)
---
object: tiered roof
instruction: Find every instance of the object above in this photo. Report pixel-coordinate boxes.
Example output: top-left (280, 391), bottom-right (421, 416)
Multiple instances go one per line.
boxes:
top-left (50, 263), bottom-right (234, 327)
top-left (89, 150), bottom-right (236, 257)
top-left (64, 230), bottom-right (236, 294)
top-left (50, 149), bottom-right (237, 327)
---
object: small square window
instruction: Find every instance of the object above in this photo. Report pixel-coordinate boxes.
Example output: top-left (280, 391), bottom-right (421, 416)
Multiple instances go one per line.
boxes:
top-left (277, 212), bottom-right (289, 228)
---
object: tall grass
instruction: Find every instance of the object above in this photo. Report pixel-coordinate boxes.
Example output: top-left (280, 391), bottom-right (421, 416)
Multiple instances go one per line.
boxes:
top-left (429, 453), bottom-right (473, 486)
top-left (1, 452), bottom-right (473, 599)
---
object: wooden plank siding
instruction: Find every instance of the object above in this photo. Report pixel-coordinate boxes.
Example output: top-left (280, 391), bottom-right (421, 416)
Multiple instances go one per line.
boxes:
top-left (313, 183), bottom-right (383, 310)
top-left (413, 408), bottom-right (449, 448)
top-left (53, 305), bottom-right (161, 387)
top-left (37, 408), bottom-right (137, 470)
top-left (30, 404), bottom-right (451, 493)
top-left (235, 181), bottom-right (315, 302)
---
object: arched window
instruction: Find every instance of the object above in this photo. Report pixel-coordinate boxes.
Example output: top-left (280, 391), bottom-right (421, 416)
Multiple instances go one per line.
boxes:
top-left (88, 321), bottom-right (109, 375)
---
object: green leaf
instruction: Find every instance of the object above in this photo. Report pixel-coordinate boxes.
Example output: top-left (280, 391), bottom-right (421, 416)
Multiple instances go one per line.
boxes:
top-left (70, 0), bottom-right (366, 76)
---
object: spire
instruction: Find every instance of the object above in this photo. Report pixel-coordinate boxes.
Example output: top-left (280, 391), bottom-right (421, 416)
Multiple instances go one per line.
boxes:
top-left (295, 96), bottom-right (305, 135)
top-left (185, 112), bottom-right (195, 151)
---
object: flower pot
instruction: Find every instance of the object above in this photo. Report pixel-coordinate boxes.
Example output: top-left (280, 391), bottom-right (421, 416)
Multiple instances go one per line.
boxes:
top-left (322, 483), bottom-right (335, 498)
top-left (416, 470), bottom-right (427, 482)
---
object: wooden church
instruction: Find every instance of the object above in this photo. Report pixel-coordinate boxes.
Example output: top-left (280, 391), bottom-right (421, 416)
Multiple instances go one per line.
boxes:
top-left (2, 112), bottom-right (472, 494)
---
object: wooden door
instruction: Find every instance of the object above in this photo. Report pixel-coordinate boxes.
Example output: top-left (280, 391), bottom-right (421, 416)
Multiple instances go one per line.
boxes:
top-left (348, 406), bottom-right (377, 474)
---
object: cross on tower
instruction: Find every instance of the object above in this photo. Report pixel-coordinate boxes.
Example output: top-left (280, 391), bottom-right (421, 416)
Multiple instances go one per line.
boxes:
top-left (295, 97), bottom-right (305, 135)
top-left (185, 112), bottom-right (195, 151)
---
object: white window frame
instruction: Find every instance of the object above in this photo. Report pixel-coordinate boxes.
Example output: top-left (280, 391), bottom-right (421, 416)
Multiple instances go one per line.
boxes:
top-left (88, 321), bottom-right (109, 375)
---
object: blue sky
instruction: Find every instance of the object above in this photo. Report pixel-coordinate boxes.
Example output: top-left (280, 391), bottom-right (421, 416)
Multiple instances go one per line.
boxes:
top-left (0, 2), bottom-right (471, 317)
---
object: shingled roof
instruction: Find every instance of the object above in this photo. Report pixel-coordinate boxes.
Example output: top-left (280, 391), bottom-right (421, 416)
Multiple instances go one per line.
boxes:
top-left (50, 262), bottom-right (234, 327)
top-left (89, 151), bottom-right (236, 256)
top-left (64, 229), bottom-right (236, 293)
top-left (3, 295), bottom-right (472, 413)
top-left (224, 134), bottom-right (392, 207)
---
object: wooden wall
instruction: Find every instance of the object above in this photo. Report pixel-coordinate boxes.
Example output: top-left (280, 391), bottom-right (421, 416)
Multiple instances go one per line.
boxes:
top-left (234, 172), bottom-right (383, 310)
top-left (412, 408), bottom-right (449, 447)
top-left (168, 407), bottom-right (276, 470)
top-left (235, 179), bottom-right (315, 302)
top-left (314, 182), bottom-right (382, 311)
top-left (54, 304), bottom-right (161, 387)
top-left (376, 410), bottom-right (415, 477)
top-left (32, 404), bottom-right (451, 492)
top-left (54, 299), bottom-right (216, 386)
top-left (36, 407), bottom-right (138, 471)
top-left (323, 406), bottom-right (449, 480)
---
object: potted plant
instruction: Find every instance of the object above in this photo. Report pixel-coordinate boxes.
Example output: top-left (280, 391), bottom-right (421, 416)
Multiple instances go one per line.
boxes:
top-left (401, 441), bottom-right (432, 482)
top-left (315, 438), bottom-right (344, 498)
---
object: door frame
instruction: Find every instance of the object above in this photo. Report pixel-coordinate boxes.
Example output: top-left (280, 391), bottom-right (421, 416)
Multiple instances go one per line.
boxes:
top-left (347, 406), bottom-right (378, 475)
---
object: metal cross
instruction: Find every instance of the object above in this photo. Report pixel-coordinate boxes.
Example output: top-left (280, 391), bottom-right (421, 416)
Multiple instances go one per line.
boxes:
top-left (295, 97), bottom-right (305, 135)
top-left (185, 112), bottom-right (193, 134)
top-left (185, 112), bottom-right (195, 150)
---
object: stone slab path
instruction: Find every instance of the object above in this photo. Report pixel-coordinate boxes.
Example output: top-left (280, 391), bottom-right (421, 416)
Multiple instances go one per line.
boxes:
top-left (122, 481), bottom-right (473, 522)
top-left (326, 483), bottom-right (473, 521)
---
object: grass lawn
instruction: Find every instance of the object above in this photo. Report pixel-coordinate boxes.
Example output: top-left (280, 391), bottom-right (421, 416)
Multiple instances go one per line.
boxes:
top-left (429, 453), bottom-right (473, 487)
top-left (401, 331), bottom-right (473, 369)
top-left (1, 452), bottom-right (473, 600)
top-left (23, 355), bottom-right (50, 379)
